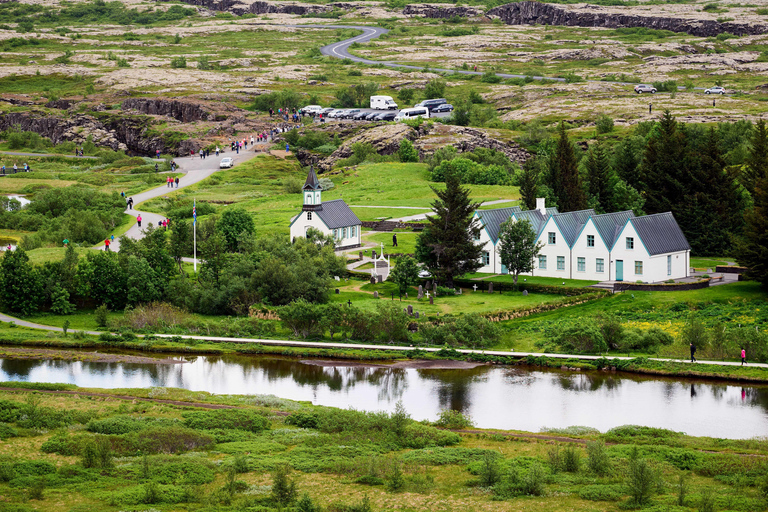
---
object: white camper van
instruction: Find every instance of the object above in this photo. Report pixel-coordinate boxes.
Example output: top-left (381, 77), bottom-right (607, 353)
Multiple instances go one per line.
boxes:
top-left (394, 107), bottom-right (429, 122)
top-left (370, 96), bottom-right (398, 110)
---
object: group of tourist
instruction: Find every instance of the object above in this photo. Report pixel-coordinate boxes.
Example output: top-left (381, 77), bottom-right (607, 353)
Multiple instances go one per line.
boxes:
top-left (1, 163), bottom-right (31, 174)
top-left (166, 176), bottom-right (179, 188)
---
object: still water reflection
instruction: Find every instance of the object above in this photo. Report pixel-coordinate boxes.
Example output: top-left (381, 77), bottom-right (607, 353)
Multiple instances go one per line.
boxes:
top-left (1, 355), bottom-right (766, 439)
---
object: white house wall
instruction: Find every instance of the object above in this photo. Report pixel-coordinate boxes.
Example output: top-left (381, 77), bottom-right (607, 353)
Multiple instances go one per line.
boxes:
top-left (289, 212), bottom-right (361, 249)
top-left (570, 219), bottom-right (612, 281)
top-left (534, 217), bottom-right (571, 279)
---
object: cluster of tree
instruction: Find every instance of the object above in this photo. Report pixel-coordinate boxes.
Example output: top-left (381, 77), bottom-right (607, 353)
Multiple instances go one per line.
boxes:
top-left (334, 82), bottom-right (380, 108)
top-left (518, 113), bottom-right (762, 256)
top-left (283, 129), bottom-right (342, 156)
top-left (36, 1), bottom-right (196, 25)
top-left (428, 146), bottom-right (515, 186)
top-left (0, 209), bottom-right (346, 317)
top-left (0, 187), bottom-right (126, 247)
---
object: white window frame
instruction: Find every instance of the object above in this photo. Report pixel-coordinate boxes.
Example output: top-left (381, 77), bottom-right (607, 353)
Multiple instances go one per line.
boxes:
top-left (351, 226), bottom-right (356, 237)
top-left (635, 261), bottom-right (643, 275)
top-left (587, 234), bottom-right (594, 247)
top-left (667, 255), bottom-right (672, 276)
top-left (307, 211), bottom-right (312, 221)
top-left (557, 256), bottom-right (565, 271)
top-left (539, 255), bottom-right (547, 270)
top-left (548, 232), bottom-right (556, 244)
top-left (596, 258), bottom-right (604, 273)
top-left (482, 251), bottom-right (490, 266)
top-left (577, 257), bottom-right (585, 272)
top-left (626, 237), bottom-right (634, 250)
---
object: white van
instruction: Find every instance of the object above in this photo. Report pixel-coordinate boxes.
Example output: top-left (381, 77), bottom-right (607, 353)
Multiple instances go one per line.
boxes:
top-left (394, 107), bottom-right (429, 122)
top-left (370, 95), bottom-right (398, 110)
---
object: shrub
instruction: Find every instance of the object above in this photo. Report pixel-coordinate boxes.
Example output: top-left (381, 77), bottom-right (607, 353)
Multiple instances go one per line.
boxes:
top-left (478, 452), bottom-right (501, 486)
top-left (182, 410), bottom-right (269, 433)
top-left (586, 440), bottom-right (611, 475)
top-left (595, 114), bottom-right (614, 134)
top-left (170, 56), bottom-right (186, 68)
top-left (480, 71), bottom-right (501, 83)
top-left (626, 452), bottom-right (659, 506)
top-left (549, 322), bottom-right (607, 353)
top-left (434, 410), bottom-right (474, 429)
top-left (493, 462), bottom-right (546, 498)
top-left (562, 444), bottom-right (581, 472)
top-left (398, 139), bottom-right (418, 162)
top-left (113, 426), bottom-right (215, 454)
top-left (578, 484), bottom-right (624, 501)
top-left (271, 465), bottom-right (298, 506)
top-left (87, 415), bottom-right (159, 434)
top-left (348, 70), bottom-right (362, 76)
top-left (400, 422), bottom-right (461, 449)
top-left (94, 304), bottom-right (109, 328)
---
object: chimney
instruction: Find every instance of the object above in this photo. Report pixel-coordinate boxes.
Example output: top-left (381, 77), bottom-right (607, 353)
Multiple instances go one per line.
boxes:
top-left (536, 197), bottom-right (546, 216)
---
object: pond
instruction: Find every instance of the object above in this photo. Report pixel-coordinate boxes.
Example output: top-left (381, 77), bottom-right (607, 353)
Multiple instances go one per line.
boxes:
top-left (1, 354), bottom-right (766, 439)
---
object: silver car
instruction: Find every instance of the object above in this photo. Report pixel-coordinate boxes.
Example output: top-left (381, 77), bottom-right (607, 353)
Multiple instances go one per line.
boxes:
top-left (634, 84), bottom-right (657, 94)
top-left (705, 86), bottom-right (726, 95)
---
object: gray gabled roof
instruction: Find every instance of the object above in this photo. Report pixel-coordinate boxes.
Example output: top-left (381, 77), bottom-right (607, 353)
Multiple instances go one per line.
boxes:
top-left (316, 199), bottom-right (361, 229)
top-left (630, 212), bottom-right (691, 255)
top-left (551, 209), bottom-right (596, 247)
top-left (513, 209), bottom-right (549, 235)
top-left (592, 210), bottom-right (635, 249)
top-left (476, 206), bottom-right (522, 242)
top-left (303, 166), bottom-right (321, 191)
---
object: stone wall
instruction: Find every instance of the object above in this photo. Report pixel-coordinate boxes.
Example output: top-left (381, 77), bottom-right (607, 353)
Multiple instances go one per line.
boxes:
top-left (715, 265), bottom-right (747, 274)
top-left (613, 280), bottom-right (711, 292)
top-left (488, 1), bottom-right (768, 37)
top-left (158, 0), bottom-right (331, 15)
top-left (121, 98), bottom-right (211, 123)
top-left (402, 4), bottom-right (483, 19)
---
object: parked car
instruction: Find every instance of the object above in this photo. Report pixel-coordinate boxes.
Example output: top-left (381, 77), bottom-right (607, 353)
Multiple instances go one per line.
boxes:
top-left (320, 107), bottom-right (335, 114)
top-left (705, 86), bottom-right (726, 95)
top-left (418, 269), bottom-right (431, 278)
top-left (219, 157), bottom-right (234, 168)
top-left (352, 111), bottom-right (369, 120)
top-left (343, 109), bottom-right (361, 119)
top-left (328, 109), bottom-right (346, 118)
top-left (375, 111), bottom-right (397, 121)
top-left (363, 112), bottom-right (380, 120)
top-left (300, 105), bottom-right (323, 115)
top-left (634, 84), bottom-right (657, 94)
top-left (432, 103), bottom-right (454, 113)
top-left (415, 98), bottom-right (447, 111)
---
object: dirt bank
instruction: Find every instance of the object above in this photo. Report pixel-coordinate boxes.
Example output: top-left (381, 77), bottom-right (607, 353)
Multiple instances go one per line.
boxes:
top-left (300, 358), bottom-right (485, 369)
top-left (0, 347), bottom-right (186, 365)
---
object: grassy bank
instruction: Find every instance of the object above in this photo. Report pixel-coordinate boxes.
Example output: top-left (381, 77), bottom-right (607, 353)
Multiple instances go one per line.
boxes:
top-left (0, 383), bottom-right (766, 512)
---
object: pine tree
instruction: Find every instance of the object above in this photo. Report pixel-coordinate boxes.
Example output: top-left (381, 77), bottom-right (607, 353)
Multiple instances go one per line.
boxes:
top-left (737, 171), bottom-right (768, 288)
top-left (415, 172), bottom-right (483, 287)
top-left (637, 111), bottom-right (688, 214)
top-left (584, 141), bottom-right (617, 213)
top-left (612, 135), bottom-right (645, 189)
top-left (518, 157), bottom-right (542, 211)
top-left (744, 118), bottom-right (768, 196)
top-left (551, 121), bottom-right (587, 212)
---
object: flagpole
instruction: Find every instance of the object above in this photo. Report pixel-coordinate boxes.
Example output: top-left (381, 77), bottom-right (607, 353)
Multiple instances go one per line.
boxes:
top-left (193, 198), bottom-right (197, 273)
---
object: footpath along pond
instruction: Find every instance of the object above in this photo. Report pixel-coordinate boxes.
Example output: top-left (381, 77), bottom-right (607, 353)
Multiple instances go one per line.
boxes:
top-left (1, 354), bottom-right (766, 439)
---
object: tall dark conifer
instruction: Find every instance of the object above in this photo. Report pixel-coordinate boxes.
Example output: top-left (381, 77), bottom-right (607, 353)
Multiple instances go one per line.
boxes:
top-left (415, 172), bottom-right (483, 287)
top-left (744, 119), bottom-right (768, 196)
top-left (584, 141), bottom-right (617, 213)
top-left (552, 121), bottom-right (587, 212)
top-left (519, 157), bottom-right (542, 211)
top-left (737, 172), bottom-right (768, 288)
top-left (637, 110), bottom-right (688, 214)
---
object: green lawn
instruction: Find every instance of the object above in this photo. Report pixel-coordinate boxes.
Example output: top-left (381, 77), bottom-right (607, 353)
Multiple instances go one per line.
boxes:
top-left (363, 231), bottom-right (418, 255)
top-left (349, 207), bottom-right (429, 222)
top-left (466, 273), bottom-right (600, 288)
top-left (690, 256), bottom-right (733, 270)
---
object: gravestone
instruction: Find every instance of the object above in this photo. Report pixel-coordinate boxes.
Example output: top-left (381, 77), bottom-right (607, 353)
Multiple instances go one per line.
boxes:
top-left (457, 288), bottom-right (462, 295)
top-left (374, 291), bottom-right (379, 299)
top-left (377, 274), bottom-right (383, 283)
top-left (415, 312), bottom-right (419, 319)
top-left (370, 277), bottom-right (376, 285)
top-left (334, 276), bottom-right (340, 281)
top-left (335, 289), bottom-right (339, 294)
top-left (359, 251), bottom-right (363, 259)
top-left (407, 305), bottom-right (413, 315)
top-left (418, 285), bottom-right (423, 299)
top-left (429, 296), bottom-right (434, 305)
top-left (372, 250), bottom-right (377, 259)
top-left (522, 290), bottom-right (528, 296)
top-left (488, 282), bottom-right (493, 294)
top-left (473, 284), bottom-right (478, 292)
top-left (405, 292), bottom-right (408, 298)
top-left (433, 283), bottom-right (437, 296)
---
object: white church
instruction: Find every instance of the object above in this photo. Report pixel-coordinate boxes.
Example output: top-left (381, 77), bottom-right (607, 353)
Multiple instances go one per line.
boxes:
top-left (474, 198), bottom-right (691, 283)
top-left (289, 166), bottom-right (362, 250)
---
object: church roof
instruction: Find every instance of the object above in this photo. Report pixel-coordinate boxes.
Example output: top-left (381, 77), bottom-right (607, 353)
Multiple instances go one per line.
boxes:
top-left (316, 199), bottom-right (361, 229)
top-left (303, 166), bottom-right (322, 191)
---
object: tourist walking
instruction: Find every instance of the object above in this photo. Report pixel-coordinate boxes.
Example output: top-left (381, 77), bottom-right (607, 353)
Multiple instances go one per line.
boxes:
top-left (137, 214), bottom-right (142, 227)
top-left (393, 233), bottom-right (398, 247)
top-left (690, 343), bottom-right (697, 363)
top-left (175, 177), bottom-right (179, 188)
top-left (104, 239), bottom-right (110, 251)
top-left (128, 197), bottom-right (133, 210)
top-left (741, 347), bottom-right (746, 366)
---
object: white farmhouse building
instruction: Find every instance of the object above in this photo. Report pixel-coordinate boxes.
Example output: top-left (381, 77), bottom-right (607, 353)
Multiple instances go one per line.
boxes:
top-left (289, 166), bottom-right (362, 250)
top-left (473, 198), bottom-right (691, 283)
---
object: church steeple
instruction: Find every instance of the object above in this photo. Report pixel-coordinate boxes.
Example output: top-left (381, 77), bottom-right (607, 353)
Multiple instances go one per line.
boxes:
top-left (302, 166), bottom-right (322, 211)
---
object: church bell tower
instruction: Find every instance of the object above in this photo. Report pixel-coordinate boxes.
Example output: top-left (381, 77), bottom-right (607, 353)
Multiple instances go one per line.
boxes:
top-left (302, 165), bottom-right (322, 211)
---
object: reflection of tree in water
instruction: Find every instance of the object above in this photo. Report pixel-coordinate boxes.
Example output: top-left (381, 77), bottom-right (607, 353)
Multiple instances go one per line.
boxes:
top-left (417, 366), bottom-right (492, 414)
top-left (1, 358), bottom-right (39, 378)
top-left (213, 356), bottom-right (408, 400)
top-left (553, 371), bottom-right (623, 393)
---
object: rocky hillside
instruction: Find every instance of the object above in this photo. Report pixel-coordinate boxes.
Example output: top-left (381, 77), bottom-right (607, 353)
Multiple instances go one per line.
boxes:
top-left (487, 1), bottom-right (768, 37)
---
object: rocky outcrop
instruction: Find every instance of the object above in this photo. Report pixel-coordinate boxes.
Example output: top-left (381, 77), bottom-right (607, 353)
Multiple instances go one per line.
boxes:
top-left (121, 98), bottom-right (211, 123)
top-left (402, 4), bottom-right (483, 19)
top-left (488, 1), bottom-right (768, 37)
top-left (159, 0), bottom-right (331, 16)
top-left (415, 124), bottom-right (530, 164)
top-left (0, 110), bottom-right (200, 156)
top-left (317, 123), bottom-right (416, 172)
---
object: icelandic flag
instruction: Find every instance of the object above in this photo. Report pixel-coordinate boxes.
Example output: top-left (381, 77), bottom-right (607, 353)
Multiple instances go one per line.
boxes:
top-left (193, 200), bottom-right (196, 225)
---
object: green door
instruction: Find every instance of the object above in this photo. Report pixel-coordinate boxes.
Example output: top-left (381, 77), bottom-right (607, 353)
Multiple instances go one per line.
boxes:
top-left (501, 263), bottom-right (508, 274)
top-left (616, 260), bottom-right (624, 282)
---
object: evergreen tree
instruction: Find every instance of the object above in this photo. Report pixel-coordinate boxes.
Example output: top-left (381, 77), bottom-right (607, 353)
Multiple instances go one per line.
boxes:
top-left (612, 135), bottom-right (645, 189)
top-left (637, 111), bottom-right (688, 214)
top-left (744, 118), bottom-right (768, 196)
top-left (415, 172), bottom-right (483, 287)
top-left (737, 172), bottom-right (768, 288)
top-left (218, 208), bottom-right (255, 252)
top-left (0, 248), bottom-right (43, 315)
top-left (584, 141), bottom-right (617, 213)
top-left (518, 157), bottom-right (542, 211)
top-left (551, 121), bottom-right (587, 212)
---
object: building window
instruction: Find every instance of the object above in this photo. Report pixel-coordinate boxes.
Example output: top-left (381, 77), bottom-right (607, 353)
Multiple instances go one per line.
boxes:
top-left (596, 258), bottom-right (604, 273)
top-left (473, 230), bottom-right (481, 241)
top-left (587, 235), bottom-right (594, 247)
top-left (482, 251), bottom-right (490, 266)
top-left (635, 261), bottom-right (643, 275)
top-left (306, 194), bottom-right (313, 204)
top-left (548, 232), bottom-right (556, 244)
top-left (626, 237), bottom-right (634, 250)
top-left (333, 229), bottom-right (338, 239)
top-left (307, 211), bottom-right (312, 221)
top-left (577, 257), bottom-right (585, 272)
top-left (539, 255), bottom-right (547, 270)
top-left (557, 256), bottom-right (565, 271)
top-left (342, 228), bottom-right (347, 239)
top-left (667, 255), bottom-right (672, 276)
top-left (351, 226), bottom-right (356, 237)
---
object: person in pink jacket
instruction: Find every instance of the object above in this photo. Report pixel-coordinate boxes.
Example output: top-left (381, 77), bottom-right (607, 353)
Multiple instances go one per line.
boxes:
top-left (741, 348), bottom-right (746, 366)
top-left (137, 215), bottom-right (142, 228)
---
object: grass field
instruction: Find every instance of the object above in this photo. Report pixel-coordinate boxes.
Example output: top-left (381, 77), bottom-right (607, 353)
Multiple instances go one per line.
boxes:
top-left (0, 384), bottom-right (765, 512)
